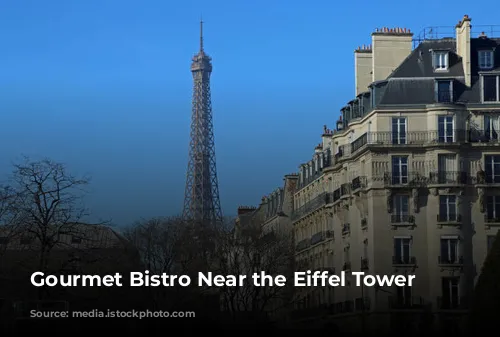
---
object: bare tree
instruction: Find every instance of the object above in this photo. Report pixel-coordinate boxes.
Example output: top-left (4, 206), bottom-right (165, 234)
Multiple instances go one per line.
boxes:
top-left (0, 184), bottom-right (23, 257)
top-left (217, 224), bottom-right (294, 321)
top-left (8, 157), bottom-right (92, 273)
top-left (123, 216), bottom-right (184, 275)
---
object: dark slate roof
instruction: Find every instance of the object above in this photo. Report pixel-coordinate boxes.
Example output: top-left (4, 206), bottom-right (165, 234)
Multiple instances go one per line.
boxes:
top-left (378, 37), bottom-right (500, 105)
top-left (389, 39), bottom-right (463, 78)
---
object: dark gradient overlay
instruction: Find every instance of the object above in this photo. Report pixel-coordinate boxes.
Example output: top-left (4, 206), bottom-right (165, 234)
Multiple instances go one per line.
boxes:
top-left (0, 158), bottom-right (498, 335)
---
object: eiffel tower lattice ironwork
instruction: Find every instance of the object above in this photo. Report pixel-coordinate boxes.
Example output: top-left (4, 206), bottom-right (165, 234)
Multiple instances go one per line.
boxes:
top-left (182, 20), bottom-right (223, 226)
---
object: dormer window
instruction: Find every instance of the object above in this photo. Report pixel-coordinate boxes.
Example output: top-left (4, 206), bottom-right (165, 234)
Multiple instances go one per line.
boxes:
top-left (433, 51), bottom-right (449, 71)
top-left (479, 50), bottom-right (494, 70)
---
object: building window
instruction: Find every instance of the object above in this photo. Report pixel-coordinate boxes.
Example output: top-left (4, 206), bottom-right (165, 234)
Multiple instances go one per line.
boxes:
top-left (393, 237), bottom-right (411, 264)
top-left (438, 195), bottom-right (457, 222)
top-left (371, 88), bottom-right (376, 108)
top-left (438, 116), bottom-right (454, 143)
top-left (391, 156), bottom-right (408, 184)
top-left (396, 285), bottom-right (412, 306)
top-left (485, 155), bottom-right (500, 183)
top-left (392, 117), bottom-right (407, 144)
top-left (484, 115), bottom-right (500, 140)
top-left (441, 277), bottom-right (460, 309)
top-left (482, 75), bottom-right (500, 102)
top-left (437, 154), bottom-right (457, 183)
top-left (486, 196), bottom-right (500, 221)
top-left (440, 236), bottom-right (460, 263)
top-left (433, 51), bottom-right (449, 71)
top-left (479, 50), bottom-right (494, 70)
top-left (435, 80), bottom-right (453, 103)
top-left (487, 234), bottom-right (497, 252)
top-left (392, 195), bottom-right (409, 223)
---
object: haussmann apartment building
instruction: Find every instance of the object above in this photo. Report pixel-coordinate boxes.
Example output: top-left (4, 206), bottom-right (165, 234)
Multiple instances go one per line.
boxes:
top-left (290, 14), bottom-right (500, 333)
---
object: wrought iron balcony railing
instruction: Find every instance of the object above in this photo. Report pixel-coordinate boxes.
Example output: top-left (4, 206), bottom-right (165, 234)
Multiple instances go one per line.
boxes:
top-left (342, 223), bottom-right (350, 235)
top-left (333, 188), bottom-right (341, 202)
top-left (438, 255), bottom-right (464, 265)
top-left (392, 256), bottom-right (417, 265)
top-left (388, 296), bottom-right (426, 309)
top-left (429, 171), bottom-right (469, 184)
top-left (367, 130), bottom-right (468, 145)
top-left (291, 192), bottom-right (328, 221)
top-left (355, 297), bottom-right (371, 311)
top-left (340, 183), bottom-right (351, 196)
top-left (391, 214), bottom-right (415, 224)
top-left (469, 129), bottom-right (500, 143)
top-left (310, 231), bottom-right (326, 245)
top-left (485, 215), bottom-right (500, 223)
top-left (437, 213), bottom-right (462, 223)
top-left (351, 176), bottom-right (367, 191)
top-left (437, 296), bottom-right (468, 310)
top-left (383, 172), bottom-right (428, 187)
top-left (295, 238), bottom-right (311, 252)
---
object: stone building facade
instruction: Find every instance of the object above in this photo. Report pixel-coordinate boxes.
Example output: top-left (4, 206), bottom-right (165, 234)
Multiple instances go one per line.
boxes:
top-left (289, 14), bottom-right (500, 333)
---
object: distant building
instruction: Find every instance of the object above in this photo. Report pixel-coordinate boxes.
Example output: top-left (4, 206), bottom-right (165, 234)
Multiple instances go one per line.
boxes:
top-left (291, 14), bottom-right (500, 333)
top-left (225, 174), bottom-right (298, 325)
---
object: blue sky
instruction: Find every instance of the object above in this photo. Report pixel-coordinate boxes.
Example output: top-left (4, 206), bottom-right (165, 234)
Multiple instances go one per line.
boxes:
top-left (0, 1), bottom-right (497, 226)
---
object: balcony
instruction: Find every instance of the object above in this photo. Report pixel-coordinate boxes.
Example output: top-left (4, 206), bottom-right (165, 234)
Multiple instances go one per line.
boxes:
top-left (343, 262), bottom-right (351, 271)
top-left (336, 300), bottom-right (355, 314)
top-left (389, 296), bottom-right (426, 310)
top-left (310, 231), bottom-right (326, 245)
top-left (361, 218), bottom-right (368, 230)
top-left (342, 223), bottom-right (350, 235)
top-left (469, 129), bottom-right (500, 143)
top-left (429, 171), bottom-right (469, 185)
top-left (438, 256), bottom-right (464, 266)
top-left (484, 215), bottom-right (500, 224)
top-left (360, 257), bottom-right (369, 270)
top-left (484, 175), bottom-right (500, 184)
top-left (332, 188), bottom-right (341, 203)
top-left (355, 297), bottom-right (371, 311)
top-left (391, 214), bottom-right (415, 224)
top-left (437, 214), bottom-right (462, 224)
top-left (384, 172), bottom-right (428, 188)
top-left (392, 256), bottom-right (417, 266)
top-left (291, 192), bottom-right (329, 221)
top-left (295, 239), bottom-right (311, 252)
top-left (351, 176), bottom-right (367, 192)
top-left (367, 130), bottom-right (469, 146)
top-left (340, 183), bottom-right (351, 197)
top-left (437, 296), bottom-right (468, 310)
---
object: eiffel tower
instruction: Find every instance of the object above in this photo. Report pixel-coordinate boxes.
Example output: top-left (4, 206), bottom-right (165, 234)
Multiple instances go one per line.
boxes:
top-left (182, 21), bottom-right (223, 227)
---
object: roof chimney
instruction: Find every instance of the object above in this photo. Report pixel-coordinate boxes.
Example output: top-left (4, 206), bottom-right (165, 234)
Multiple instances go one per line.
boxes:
top-left (371, 26), bottom-right (413, 82)
top-left (354, 40), bottom-right (373, 95)
top-left (456, 14), bottom-right (472, 86)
